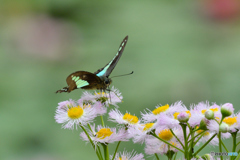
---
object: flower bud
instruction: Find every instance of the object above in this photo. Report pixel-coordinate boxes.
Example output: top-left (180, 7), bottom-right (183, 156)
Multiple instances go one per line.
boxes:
top-left (205, 109), bottom-right (214, 120)
top-left (177, 112), bottom-right (189, 123)
top-left (219, 122), bottom-right (229, 133)
top-left (201, 154), bottom-right (211, 160)
top-left (221, 103), bottom-right (234, 118)
top-left (199, 118), bottom-right (209, 130)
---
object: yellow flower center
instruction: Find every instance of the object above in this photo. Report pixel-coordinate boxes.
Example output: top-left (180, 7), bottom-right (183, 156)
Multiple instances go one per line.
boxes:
top-left (158, 129), bottom-right (173, 141)
top-left (152, 104), bottom-right (169, 115)
top-left (95, 92), bottom-right (108, 103)
top-left (143, 123), bottom-right (154, 131)
top-left (96, 128), bottom-right (113, 139)
top-left (67, 106), bottom-right (84, 119)
top-left (123, 113), bottom-right (138, 124)
top-left (173, 111), bottom-right (191, 119)
top-left (223, 117), bottom-right (237, 126)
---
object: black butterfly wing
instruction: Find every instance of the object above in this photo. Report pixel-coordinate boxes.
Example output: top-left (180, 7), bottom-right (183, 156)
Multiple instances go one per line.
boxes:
top-left (94, 36), bottom-right (128, 78)
top-left (66, 71), bottom-right (104, 91)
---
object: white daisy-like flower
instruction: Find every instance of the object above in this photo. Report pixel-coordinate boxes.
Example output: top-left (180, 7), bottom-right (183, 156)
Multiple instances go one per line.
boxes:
top-left (207, 120), bottom-right (231, 139)
top-left (189, 102), bottom-right (221, 128)
top-left (55, 100), bottom-right (98, 130)
top-left (141, 101), bottom-right (186, 123)
top-left (222, 113), bottom-right (239, 133)
top-left (57, 99), bottom-right (76, 110)
top-left (155, 112), bottom-right (180, 129)
top-left (94, 86), bottom-right (123, 107)
top-left (145, 128), bottom-right (183, 155)
top-left (78, 91), bottom-right (97, 105)
top-left (80, 124), bottom-right (129, 144)
top-left (194, 128), bottom-right (218, 146)
top-left (128, 122), bottom-right (156, 143)
top-left (111, 150), bottom-right (145, 160)
top-left (108, 109), bottom-right (140, 126)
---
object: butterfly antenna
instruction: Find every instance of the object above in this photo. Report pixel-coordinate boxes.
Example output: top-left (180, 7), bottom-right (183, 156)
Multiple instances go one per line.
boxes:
top-left (110, 71), bottom-right (134, 79)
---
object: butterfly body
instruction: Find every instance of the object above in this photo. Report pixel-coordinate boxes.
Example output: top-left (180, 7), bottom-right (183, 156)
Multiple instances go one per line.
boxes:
top-left (56, 36), bottom-right (128, 93)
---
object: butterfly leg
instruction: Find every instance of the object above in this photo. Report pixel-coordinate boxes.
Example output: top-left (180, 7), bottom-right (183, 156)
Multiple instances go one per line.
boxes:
top-left (56, 87), bottom-right (69, 93)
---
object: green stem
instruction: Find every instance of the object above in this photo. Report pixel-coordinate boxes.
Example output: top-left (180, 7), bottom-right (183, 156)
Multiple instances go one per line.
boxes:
top-left (231, 132), bottom-right (237, 160)
top-left (151, 133), bottom-right (184, 153)
top-left (193, 133), bottom-right (217, 157)
top-left (102, 144), bottom-right (109, 160)
top-left (170, 129), bottom-right (184, 149)
top-left (100, 115), bottom-right (105, 127)
top-left (236, 141), bottom-right (240, 147)
top-left (235, 152), bottom-right (240, 160)
top-left (221, 140), bottom-right (228, 152)
top-left (112, 141), bottom-right (121, 160)
top-left (180, 123), bottom-right (188, 159)
top-left (80, 125), bottom-right (103, 160)
top-left (192, 131), bottom-right (205, 146)
top-left (189, 127), bottom-right (195, 159)
top-left (188, 130), bottom-right (204, 143)
top-left (218, 132), bottom-right (223, 160)
top-left (155, 153), bottom-right (160, 160)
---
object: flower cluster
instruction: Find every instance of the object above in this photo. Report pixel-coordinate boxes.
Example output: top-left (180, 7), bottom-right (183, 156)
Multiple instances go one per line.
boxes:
top-left (55, 87), bottom-right (240, 160)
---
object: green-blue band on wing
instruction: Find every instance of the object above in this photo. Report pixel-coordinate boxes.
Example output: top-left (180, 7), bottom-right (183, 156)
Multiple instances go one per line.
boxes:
top-left (76, 79), bottom-right (89, 88)
top-left (72, 76), bottom-right (89, 88)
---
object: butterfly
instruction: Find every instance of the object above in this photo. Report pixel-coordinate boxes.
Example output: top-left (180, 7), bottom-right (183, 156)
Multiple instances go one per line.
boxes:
top-left (56, 36), bottom-right (129, 93)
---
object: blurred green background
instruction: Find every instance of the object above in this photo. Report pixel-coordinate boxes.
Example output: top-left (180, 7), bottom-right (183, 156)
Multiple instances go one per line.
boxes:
top-left (1, 0), bottom-right (240, 159)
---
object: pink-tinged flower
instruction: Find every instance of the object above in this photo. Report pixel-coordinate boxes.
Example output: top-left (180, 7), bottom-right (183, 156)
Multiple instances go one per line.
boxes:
top-left (109, 109), bottom-right (139, 126)
top-left (57, 99), bottom-right (76, 110)
top-left (55, 100), bottom-right (98, 130)
top-left (189, 102), bottom-right (221, 127)
top-left (221, 103), bottom-right (234, 118)
top-left (141, 101), bottom-right (186, 123)
top-left (155, 113), bottom-right (180, 129)
top-left (223, 114), bottom-right (238, 132)
top-left (128, 123), bottom-right (156, 143)
top-left (236, 112), bottom-right (240, 129)
top-left (94, 86), bottom-right (123, 107)
top-left (145, 128), bottom-right (183, 155)
top-left (207, 120), bottom-right (231, 139)
top-left (78, 91), bottom-right (97, 105)
top-left (78, 86), bottom-right (122, 107)
top-left (194, 128), bottom-right (218, 146)
top-left (111, 150), bottom-right (145, 160)
top-left (80, 124), bottom-right (128, 144)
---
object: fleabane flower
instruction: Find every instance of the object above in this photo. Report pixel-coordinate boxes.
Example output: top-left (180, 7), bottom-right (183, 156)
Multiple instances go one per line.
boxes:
top-left (109, 109), bottom-right (139, 126)
top-left (111, 150), bottom-right (145, 160)
top-left (57, 99), bottom-right (76, 110)
top-left (94, 86), bottom-right (123, 107)
top-left (222, 114), bottom-right (239, 132)
top-left (188, 102), bottom-right (221, 128)
top-left (80, 125), bottom-right (128, 144)
top-left (141, 101), bottom-right (186, 122)
top-left (128, 122), bottom-right (156, 143)
top-left (194, 126), bottom-right (218, 146)
top-left (55, 101), bottom-right (98, 129)
top-left (145, 128), bottom-right (182, 155)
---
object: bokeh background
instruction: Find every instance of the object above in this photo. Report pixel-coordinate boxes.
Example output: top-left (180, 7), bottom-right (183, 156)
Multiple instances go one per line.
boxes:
top-left (1, 0), bottom-right (240, 159)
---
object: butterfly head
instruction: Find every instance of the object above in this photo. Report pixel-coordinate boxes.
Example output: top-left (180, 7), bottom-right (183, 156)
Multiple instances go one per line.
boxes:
top-left (104, 78), bottom-right (112, 87)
